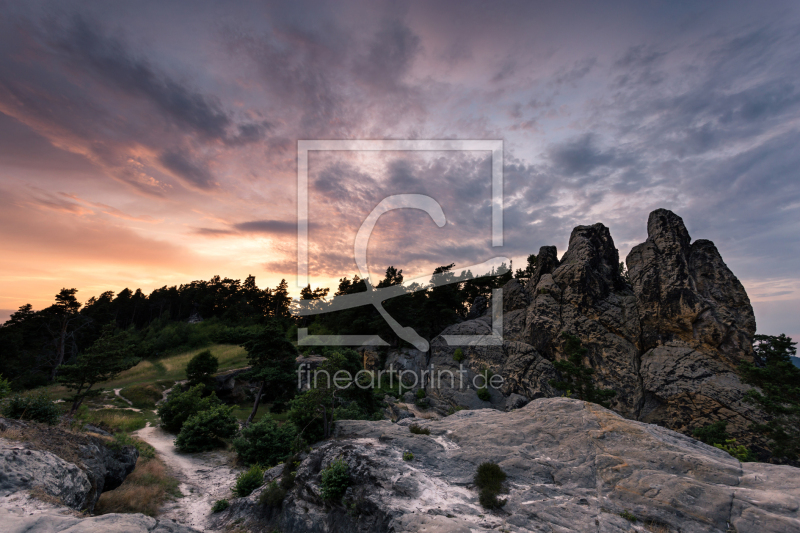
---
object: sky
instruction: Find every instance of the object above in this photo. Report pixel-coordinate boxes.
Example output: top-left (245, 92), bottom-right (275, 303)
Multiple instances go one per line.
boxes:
top-left (0, 0), bottom-right (798, 341)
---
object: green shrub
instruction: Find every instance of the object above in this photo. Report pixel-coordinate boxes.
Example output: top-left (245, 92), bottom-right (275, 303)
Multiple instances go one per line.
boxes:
top-left (403, 451), bottom-right (414, 461)
top-left (409, 424), bottom-right (430, 435)
top-left (320, 458), bottom-right (350, 501)
top-left (476, 387), bottom-right (491, 402)
top-left (232, 416), bottom-right (297, 466)
top-left (714, 439), bottom-right (756, 462)
top-left (186, 349), bottom-right (219, 390)
top-left (259, 481), bottom-right (286, 507)
top-left (0, 375), bottom-right (11, 399)
top-left (175, 404), bottom-right (239, 452)
top-left (620, 510), bottom-right (637, 522)
top-left (2, 393), bottom-right (60, 425)
top-left (234, 464), bottom-right (265, 497)
top-left (474, 462), bottom-right (507, 509)
top-left (416, 389), bottom-right (426, 399)
top-left (693, 420), bottom-right (731, 446)
top-left (158, 384), bottom-right (223, 433)
top-left (453, 349), bottom-right (464, 362)
top-left (446, 406), bottom-right (465, 415)
top-left (211, 499), bottom-right (229, 513)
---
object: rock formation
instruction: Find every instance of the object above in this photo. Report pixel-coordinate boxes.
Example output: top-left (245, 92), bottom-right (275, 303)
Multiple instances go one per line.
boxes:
top-left (0, 417), bottom-right (138, 511)
top-left (426, 209), bottom-right (761, 448)
top-left (211, 398), bottom-right (800, 533)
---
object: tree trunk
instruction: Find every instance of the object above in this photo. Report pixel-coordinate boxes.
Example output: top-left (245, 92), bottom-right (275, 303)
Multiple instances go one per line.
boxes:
top-left (245, 380), bottom-right (265, 427)
top-left (50, 319), bottom-right (68, 382)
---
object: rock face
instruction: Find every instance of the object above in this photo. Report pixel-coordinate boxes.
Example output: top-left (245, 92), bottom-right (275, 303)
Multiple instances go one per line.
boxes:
top-left (211, 398), bottom-right (800, 533)
top-left (0, 418), bottom-right (138, 511)
top-left (0, 438), bottom-right (92, 509)
top-left (426, 209), bottom-right (761, 447)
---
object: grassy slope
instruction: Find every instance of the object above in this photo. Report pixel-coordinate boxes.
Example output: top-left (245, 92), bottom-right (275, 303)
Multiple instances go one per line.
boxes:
top-left (41, 344), bottom-right (248, 402)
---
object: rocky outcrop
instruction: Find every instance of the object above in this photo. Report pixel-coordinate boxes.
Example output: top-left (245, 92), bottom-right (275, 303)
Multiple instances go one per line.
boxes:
top-left (0, 418), bottom-right (138, 511)
top-left (211, 398), bottom-right (800, 533)
top-left (0, 438), bottom-right (92, 509)
top-left (628, 210), bottom-right (760, 439)
top-left (425, 209), bottom-right (761, 449)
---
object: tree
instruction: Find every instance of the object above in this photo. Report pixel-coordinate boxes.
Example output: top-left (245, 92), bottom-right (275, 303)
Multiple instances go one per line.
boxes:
top-left (0, 374), bottom-right (10, 399)
top-left (288, 349), bottom-right (372, 442)
top-left (515, 254), bottom-right (538, 279)
top-left (45, 288), bottom-right (84, 381)
top-left (57, 324), bottom-right (140, 414)
top-left (549, 332), bottom-right (616, 408)
top-left (186, 349), bottom-right (219, 391)
top-left (241, 322), bottom-right (298, 426)
top-left (740, 334), bottom-right (800, 461)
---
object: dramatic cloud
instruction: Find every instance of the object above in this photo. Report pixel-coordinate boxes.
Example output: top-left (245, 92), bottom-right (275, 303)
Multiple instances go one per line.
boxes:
top-left (0, 0), bottom-right (798, 339)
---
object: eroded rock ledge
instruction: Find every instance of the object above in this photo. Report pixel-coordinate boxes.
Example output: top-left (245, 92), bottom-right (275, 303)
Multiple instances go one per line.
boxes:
top-left (212, 398), bottom-right (800, 533)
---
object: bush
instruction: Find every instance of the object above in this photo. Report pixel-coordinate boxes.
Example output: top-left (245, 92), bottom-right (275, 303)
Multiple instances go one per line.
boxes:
top-left (403, 451), bottom-right (414, 461)
top-left (453, 349), bottom-right (465, 362)
top-left (416, 389), bottom-right (426, 399)
top-left (476, 387), bottom-right (491, 402)
top-left (2, 393), bottom-right (60, 425)
top-left (232, 416), bottom-right (297, 466)
top-left (259, 480), bottom-right (286, 507)
top-left (186, 349), bottom-right (219, 390)
top-left (174, 404), bottom-right (239, 452)
top-left (620, 510), bottom-right (637, 522)
top-left (474, 462), bottom-right (507, 509)
top-left (0, 374), bottom-right (11, 399)
top-left (211, 499), bottom-right (229, 513)
top-left (320, 458), bottom-right (350, 501)
top-left (234, 464), bottom-right (265, 497)
top-left (693, 420), bottom-right (730, 446)
top-left (158, 384), bottom-right (222, 433)
top-left (409, 424), bottom-right (430, 435)
top-left (714, 439), bottom-right (756, 462)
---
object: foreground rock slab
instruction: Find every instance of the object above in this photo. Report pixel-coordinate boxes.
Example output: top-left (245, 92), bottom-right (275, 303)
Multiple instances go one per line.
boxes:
top-left (0, 506), bottom-right (199, 533)
top-left (215, 398), bottom-right (800, 533)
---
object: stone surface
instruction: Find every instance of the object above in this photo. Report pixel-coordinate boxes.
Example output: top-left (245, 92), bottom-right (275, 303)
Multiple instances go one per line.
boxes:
top-left (0, 506), bottom-right (199, 533)
top-left (211, 398), bottom-right (800, 533)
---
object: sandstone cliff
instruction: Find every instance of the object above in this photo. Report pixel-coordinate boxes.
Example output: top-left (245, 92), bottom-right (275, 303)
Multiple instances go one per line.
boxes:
top-left (425, 209), bottom-right (762, 449)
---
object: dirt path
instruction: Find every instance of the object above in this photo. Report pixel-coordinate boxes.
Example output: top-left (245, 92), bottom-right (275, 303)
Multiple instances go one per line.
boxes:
top-left (134, 424), bottom-right (241, 532)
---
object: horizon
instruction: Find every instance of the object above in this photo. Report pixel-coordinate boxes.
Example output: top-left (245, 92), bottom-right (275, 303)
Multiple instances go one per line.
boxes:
top-left (1, 1), bottom-right (798, 341)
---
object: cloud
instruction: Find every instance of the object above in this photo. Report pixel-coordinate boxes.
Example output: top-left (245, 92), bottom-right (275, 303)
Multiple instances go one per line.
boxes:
top-left (158, 150), bottom-right (216, 190)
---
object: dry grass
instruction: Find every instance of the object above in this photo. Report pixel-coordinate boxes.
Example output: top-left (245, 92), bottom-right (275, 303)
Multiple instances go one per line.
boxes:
top-left (95, 456), bottom-right (181, 516)
top-left (75, 408), bottom-right (149, 433)
top-left (28, 485), bottom-right (66, 507)
top-left (644, 521), bottom-right (672, 533)
top-left (119, 383), bottom-right (166, 409)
